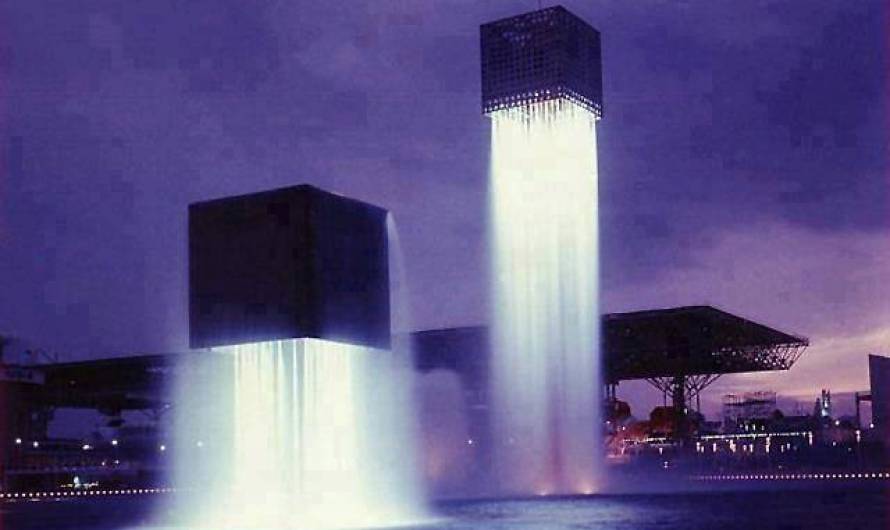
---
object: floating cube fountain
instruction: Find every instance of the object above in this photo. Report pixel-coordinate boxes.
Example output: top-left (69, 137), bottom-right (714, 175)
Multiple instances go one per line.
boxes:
top-left (481, 5), bottom-right (603, 117)
top-left (188, 184), bottom-right (390, 350)
top-left (177, 184), bottom-right (423, 529)
top-left (483, 5), bottom-right (605, 495)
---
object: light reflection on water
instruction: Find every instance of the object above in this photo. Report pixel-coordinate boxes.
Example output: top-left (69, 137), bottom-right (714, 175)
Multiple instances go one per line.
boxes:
top-left (0, 490), bottom-right (886, 530)
top-left (432, 492), bottom-right (888, 530)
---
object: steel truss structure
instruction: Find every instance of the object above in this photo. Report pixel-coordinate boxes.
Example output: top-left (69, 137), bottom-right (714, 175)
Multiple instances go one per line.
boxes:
top-left (647, 374), bottom-right (722, 411)
top-left (604, 306), bottom-right (808, 412)
top-left (26, 307), bottom-right (808, 425)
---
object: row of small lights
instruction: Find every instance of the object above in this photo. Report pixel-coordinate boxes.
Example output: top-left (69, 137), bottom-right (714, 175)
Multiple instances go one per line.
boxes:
top-left (15, 438), bottom-right (193, 452)
top-left (0, 488), bottom-right (174, 500)
top-left (697, 472), bottom-right (890, 481)
top-left (15, 439), bottom-right (126, 449)
top-left (699, 431), bottom-right (812, 441)
top-left (696, 439), bottom-right (806, 454)
top-left (484, 89), bottom-right (602, 117)
top-left (643, 429), bottom-right (867, 454)
top-left (646, 435), bottom-right (806, 445)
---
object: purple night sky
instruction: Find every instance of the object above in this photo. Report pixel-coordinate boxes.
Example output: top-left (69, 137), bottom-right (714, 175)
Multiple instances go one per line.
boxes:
top-left (0, 1), bottom-right (887, 418)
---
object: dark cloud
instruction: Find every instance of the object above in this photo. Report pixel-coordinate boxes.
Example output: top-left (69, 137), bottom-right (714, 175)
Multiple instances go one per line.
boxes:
top-left (595, 0), bottom-right (886, 295)
top-left (115, 0), bottom-right (280, 92)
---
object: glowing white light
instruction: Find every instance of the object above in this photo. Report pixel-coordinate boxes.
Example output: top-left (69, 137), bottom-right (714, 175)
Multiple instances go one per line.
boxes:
top-left (32, 441), bottom-right (39, 448)
top-left (173, 338), bottom-right (427, 529)
top-left (490, 98), bottom-right (602, 495)
top-left (159, 445), bottom-right (166, 452)
top-left (111, 439), bottom-right (118, 446)
top-left (14, 438), bottom-right (21, 445)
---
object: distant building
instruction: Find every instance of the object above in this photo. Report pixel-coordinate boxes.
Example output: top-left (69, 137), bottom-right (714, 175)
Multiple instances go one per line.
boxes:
top-left (814, 388), bottom-right (832, 419)
top-left (722, 391), bottom-right (777, 428)
top-left (869, 355), bottom-right (890, 443)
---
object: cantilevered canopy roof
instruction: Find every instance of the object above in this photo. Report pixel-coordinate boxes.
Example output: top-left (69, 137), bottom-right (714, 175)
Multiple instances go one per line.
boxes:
top-left (603, 305), bottom-right (808, 383)
top-left (19, 306), bottom-right (807, 412)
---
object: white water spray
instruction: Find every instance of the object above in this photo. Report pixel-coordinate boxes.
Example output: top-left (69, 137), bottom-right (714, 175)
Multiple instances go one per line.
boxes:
top-left (489, 99), bottom-right (602, 495)
top-left (166, 218), bottom-right (426, 529)
top-left (217, 339), bottom-right (423, 529)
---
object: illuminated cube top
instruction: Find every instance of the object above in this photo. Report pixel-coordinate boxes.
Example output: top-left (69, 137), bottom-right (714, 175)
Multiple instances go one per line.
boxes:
top-left (480, 5), bottom-right (603, 117)
top-left (189, 185), bottom-right (390, 350)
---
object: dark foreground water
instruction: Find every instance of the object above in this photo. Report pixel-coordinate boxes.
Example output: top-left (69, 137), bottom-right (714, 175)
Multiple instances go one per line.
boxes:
top-left (1, 488), bottom-right (886, 530)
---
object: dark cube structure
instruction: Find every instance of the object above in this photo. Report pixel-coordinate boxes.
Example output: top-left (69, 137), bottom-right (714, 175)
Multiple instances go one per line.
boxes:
top-left (480, 5), bottom-right (603, 117)
top-left (189, 185), bottom-right (390, 350)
